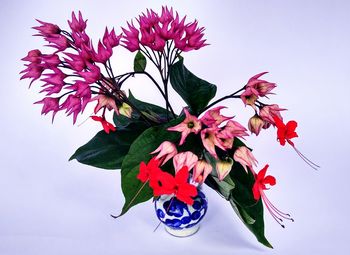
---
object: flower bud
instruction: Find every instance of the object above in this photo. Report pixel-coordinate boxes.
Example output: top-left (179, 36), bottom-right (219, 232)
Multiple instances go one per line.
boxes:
top-left (248, 114), bottom-right (264, 136)
top-left (193, 160), bottom-right (213, 184)
top-left (216, 157), bottom-right (234, 181)
top-left (119, 103), bottom-right (133, 118)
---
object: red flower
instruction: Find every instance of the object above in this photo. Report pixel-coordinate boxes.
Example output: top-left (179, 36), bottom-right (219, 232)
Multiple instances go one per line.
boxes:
top-left (252, 164), bottom-right (293, 228)
top-left (91, 115), bottom-right (116, 134)
top-left (252, 164), bottom-right (276, 200)
top-left (137, 157), bottom-right (161, 182)
top-left (138, 159), bottom-right (198, 205)
top-left (273, 116), bottom-right (298, 146)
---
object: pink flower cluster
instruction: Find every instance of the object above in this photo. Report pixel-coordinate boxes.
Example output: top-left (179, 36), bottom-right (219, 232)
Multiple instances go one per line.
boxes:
top-left (167, 107), bottom-right (252, 181)
top-left (122, 6), bottom-right (208, 52)
top-left (20, 12), bottom-right (121, 124)
top-left (240, 72), bottom-right (286, 135)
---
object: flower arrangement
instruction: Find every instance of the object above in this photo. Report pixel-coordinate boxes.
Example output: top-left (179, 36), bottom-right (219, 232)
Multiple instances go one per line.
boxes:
top-left (20, 7), bottom-right (319, 248)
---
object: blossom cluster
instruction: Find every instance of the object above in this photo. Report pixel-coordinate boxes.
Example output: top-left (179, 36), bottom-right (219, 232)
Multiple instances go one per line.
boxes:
top-left (20, 12), bottom-right (128, 127)
top-left (122, 6), bottom-right (207, 52)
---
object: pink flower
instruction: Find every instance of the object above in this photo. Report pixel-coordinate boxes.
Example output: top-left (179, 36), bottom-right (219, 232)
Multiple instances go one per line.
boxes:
top-left (122, 22), bottom-right (140, 52)
top-left (21, 49), bottom-right (42, 63)
top-left (34, 97), bottom-right (60, 122)
top-left (44, 34), bottom-right (69, 51)
top-left (68, 11), bottom-right (87, 33)
top-left (173, 151), bottom-right (198, 172)
top-left (193, 160), bottom-right (212, 184)
top-left (66, 81), bottom-right (91, 111)
top-left (64, 53), bottom-right (86, 72)
top-left (91, 115), bottom-right (116, 134)
top-left (103, 28), bottom-right (122, 48)
top-left (20, 63), bottom-right (44, 85)
top-left (151, 141), bottom-right (177, 165)
top-left (40, 68), bottom-right (66, 95)
top-left (246, 72), bottom-right (276, 97)
top-left (91, 94), bottom-right (119, 114)
top-left (33, 20), bottom-right (60, 36)
top-left (78, 63), bottom-right (101, 84)
top-left (60, 95), bottom-right (82, 124)
top-left (219, 120), bottom-right (249, 139)
top-left (41, 54), bottom-right (60, 68)
top-left (259, 104), bottom-right (286, 126)
top-left (200, 127), bottom-right (226, 159)
top-left (216, 158), bottom-right (234, 181)
top-left (248, 114), bottom-right (265, 136)
top-left (233, 146), bottom-right (258, 173)
top-left (200, 106), bottom-right (232, 127)
top-left (92, 41), bottom-right (112, 63)
top-left (167, 108), bottom-right (201, 146)
top-left (240, 87), bottom-right (259, 108)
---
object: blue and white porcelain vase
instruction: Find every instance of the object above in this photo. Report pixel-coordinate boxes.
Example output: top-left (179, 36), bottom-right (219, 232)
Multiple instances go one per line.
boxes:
top-left (154, 190), bottom-right (208, 237)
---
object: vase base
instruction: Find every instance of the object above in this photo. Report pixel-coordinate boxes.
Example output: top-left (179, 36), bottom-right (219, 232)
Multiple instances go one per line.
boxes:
top-left (165, 224), bottom-right (200, 237)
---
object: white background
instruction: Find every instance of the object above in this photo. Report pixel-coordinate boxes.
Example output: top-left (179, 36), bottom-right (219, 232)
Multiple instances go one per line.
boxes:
top-left (1, 0), bottom-right (349, 254)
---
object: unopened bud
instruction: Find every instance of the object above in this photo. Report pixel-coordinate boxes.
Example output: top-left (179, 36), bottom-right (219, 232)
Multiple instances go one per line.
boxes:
top-left (248, 114), bottom-right (264, 136)
top-left (119, 103), bottom-right (132, 118)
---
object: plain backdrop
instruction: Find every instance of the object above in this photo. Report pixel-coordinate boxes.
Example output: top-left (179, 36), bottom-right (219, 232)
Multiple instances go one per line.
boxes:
top-left (1, 0), bottom-right (349, 254)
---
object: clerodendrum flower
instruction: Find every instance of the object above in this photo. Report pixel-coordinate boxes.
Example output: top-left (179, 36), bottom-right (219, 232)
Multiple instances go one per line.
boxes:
top-left (233, 146), bottom-right (258, 173)
top-left (253, 164), bottom-right (293, 228)
top-left (91, 115), bottom-right (116, 134)
top-left (138, 158), bottom-right (198, 205)
top-left (151, 141), bottom-right (177, 166)
top-left (273, 116), bottom-right (320, 170)
top-left (167, 108), bottom-right (201, 146)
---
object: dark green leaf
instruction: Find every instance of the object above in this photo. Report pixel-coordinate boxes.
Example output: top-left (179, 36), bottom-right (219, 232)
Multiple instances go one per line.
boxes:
top-left (134, 50), bottom-right (147, 72)
top-left (69, 124), bottom-right (146, 169)
top-left (118, 119), bottom-right (181, 216)
top-left (169, 59), bottom-right (217, 115)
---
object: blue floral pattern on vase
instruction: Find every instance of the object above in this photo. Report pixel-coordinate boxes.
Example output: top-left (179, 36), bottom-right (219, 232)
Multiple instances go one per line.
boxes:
top-left (155, 190), bottom-right (208, 237)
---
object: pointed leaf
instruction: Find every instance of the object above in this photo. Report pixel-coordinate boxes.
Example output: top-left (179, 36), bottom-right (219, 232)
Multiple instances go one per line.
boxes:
top-left (69, 124), bottom-right (146, 169)
top-left (169, 59), bottom-right (217, 115)
top-left (134, 50), bottom-right (147, 72)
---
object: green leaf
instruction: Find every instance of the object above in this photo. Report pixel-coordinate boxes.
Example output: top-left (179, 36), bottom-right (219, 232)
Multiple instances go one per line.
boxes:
top-left (69, 124), bottom-right (146, 169)
top-left (169, 59), bottom-right (217, 115)
top-left (118, 119), bottom-right (181, 216)
top-left (134, 50), bottom-right (147, 72)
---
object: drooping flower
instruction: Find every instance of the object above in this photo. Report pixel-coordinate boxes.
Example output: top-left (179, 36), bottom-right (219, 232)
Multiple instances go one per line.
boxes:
top-left (167, 108), bottom-right (201, 146)
top-left (193, 160), bottom-right (213, 184)
top-left (33, 19), bottom-right (61, 36)
top-left (91, 94), bottom-right (119, 114)
top-left (252, 164), bottom-right (293, 228)
top-left (44, 34), bottom-right (70, 51)
top-left (219, 120), bottom-right (249, 139)
top-left (233, 146), bottom-right (258, 173)
top-left (246, 72), bottom-right (276, 97)
top-left (240, 87), bottom-right (259, 108)
top-left (34, 97), bottom-right (60, 122)
top-left (151, 141), bottom-right (178, 166)
top-left (200, 127), bottom-right (226, 159)
top-left (78, 62), bottom-right (101, 84)
top-left (173, 151), bottom-right (198, 172)
top-left (248, 114), bottom-right (265, 136)
top-left (66, 81), bottom-right (91, 111)
top-left (60, 95), bottom-right (82, 124)
top-left (216, 158), bottom-right (234, 181)
top-left (260, 104), bottom-right (286, 126)
top-left (200, 106), bottom-right (232, 127)
top-left (91, 115), bottom-right (116, 134)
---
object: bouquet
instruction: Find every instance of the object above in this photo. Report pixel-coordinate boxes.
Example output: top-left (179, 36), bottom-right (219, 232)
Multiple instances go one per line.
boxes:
top-left (20, 6), bottom-right (318, 247)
